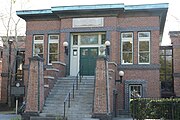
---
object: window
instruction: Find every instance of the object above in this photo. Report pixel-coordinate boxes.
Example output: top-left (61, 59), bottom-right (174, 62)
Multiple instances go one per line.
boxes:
top-left (101, 34), bottom-right (106, 44)
top-left (48, 35), bottom-right (59, 64)
top-left (160, 46), bottom-right (173, 93)
top-left (33, 35), bottom-right (44, 58)
top-left (15, 51), bottom-right (25, 81)
top-left (138, 32), bottom-right (150, 64)
top-left (121, 32), bottom-right (133, 64)
top-left (80, 34), bottom-right (98, 45)
top-left (129, 85), bottom-right (142, 98)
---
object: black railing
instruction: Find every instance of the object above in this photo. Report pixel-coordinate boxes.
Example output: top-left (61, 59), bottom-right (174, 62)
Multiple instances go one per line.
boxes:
top-left (130, 98), bottom-right (180, 120)
top-left (63, 66), bottom-right (83, 118)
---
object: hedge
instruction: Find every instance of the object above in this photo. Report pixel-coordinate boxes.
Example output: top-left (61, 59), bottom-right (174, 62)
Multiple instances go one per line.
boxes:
top-left (130, 98), bottom-right (180, 120)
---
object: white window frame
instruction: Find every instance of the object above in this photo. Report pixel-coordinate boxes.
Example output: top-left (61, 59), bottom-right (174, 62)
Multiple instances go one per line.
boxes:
top-left (129, 84), bottom-right (142, 99)
top-left (33, 35), bottom-right (44, 57)
top-left (138, 32), bottom-right (150, 64)
top-left (121, 32), bottom-right (133, 64)
top-left (48, 35), bottom-right (59, 64)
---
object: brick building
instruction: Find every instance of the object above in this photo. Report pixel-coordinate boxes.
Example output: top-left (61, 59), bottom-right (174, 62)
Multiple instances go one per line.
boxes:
top-left (169, 31), bottom-right (180, 97)
top-left (13, 3), bottom-right (170, 119)
top-left (0, 36), bottom-right (25, 105)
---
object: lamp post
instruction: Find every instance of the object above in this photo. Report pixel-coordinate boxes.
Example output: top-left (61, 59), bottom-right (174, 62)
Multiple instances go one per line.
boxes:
top-left (105, 40), bottom-right (110, 56)
top-left (63, 41), bottom-right (69, 56)
top-left (115, 71), bottom-right (124, 84)
top-left (8, 39), bottom-right (13, 107)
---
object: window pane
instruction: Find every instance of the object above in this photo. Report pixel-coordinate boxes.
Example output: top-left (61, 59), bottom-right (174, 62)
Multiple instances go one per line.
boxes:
top-left (122, 33), bottom-right (132, 38)
top-left (139, 41), bottom-right (149, 51)
top-left (123, 42), bottom-right (132, 52)
top-left (80, 34), bottom-right (98, 45)
top-left (50, 43), bottom-right (58, 53)
top-left (73, 35), bottom-right (78, 45)
top-left (49, 54), bottom-right (58, 63)
top-left (165, 50), bottom-right (172, 55)
top-left (35, 44), bottom-right (43, 53)
top-left (139, 52), bottom-right (149, 63)
top-left (50, 35), bottom-right (58, 40)
top-left (35, 35), bottom-right (43, 40)
top-left (139, 32), bottom-right (150, 38)
top-left (101, 34), bottom-right (106, 44)
top-left (122, 53), bottom-right (132, 63)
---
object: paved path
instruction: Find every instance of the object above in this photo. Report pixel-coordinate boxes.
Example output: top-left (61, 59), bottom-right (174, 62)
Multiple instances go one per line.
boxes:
top-left (0, 114), bottom-right (21, 120)
top-left (113, 118), bottom-right (133, 120)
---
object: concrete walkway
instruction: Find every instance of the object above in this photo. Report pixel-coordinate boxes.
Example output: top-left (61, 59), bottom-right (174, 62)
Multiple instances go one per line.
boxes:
top-left (0, 114), bottom-right (21, 120)
top-left (113, 118), bottom-right (133, 120)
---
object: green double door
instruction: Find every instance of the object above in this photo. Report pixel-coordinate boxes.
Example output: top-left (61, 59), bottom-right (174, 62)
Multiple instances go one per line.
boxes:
top-left (80, 47), bottom-right (98, 76)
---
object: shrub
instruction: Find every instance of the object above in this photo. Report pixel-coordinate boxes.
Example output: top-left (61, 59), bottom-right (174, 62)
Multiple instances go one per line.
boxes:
top-left (130, 98), bottom-right (180, 120)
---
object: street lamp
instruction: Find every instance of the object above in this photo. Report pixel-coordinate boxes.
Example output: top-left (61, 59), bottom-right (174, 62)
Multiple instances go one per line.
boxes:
top-left (115, 71), bottom-right (124, 84)
top-left (63, 41), bottom-right (68, 56)
top-left (8, 39), bottom-right (13, 107)
top-left (105, 40), bottom-right (110, 56)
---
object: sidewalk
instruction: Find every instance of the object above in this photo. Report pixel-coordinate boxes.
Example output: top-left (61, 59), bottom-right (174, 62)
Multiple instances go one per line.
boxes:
top-left (0, 114), bottom-right (21, 120)
top-left (113, 118), bottom-right (133, 120)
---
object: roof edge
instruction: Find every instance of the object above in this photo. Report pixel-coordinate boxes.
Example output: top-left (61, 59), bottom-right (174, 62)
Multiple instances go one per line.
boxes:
top-left (51, 3), bottom-right (124, 11)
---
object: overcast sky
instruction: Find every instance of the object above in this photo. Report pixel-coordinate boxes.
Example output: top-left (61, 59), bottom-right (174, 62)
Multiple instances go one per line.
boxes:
top-left (0, 0), bottom-right (180, 45)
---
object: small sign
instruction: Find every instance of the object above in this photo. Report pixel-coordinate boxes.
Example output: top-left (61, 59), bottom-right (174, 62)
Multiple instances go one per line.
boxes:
top-left (11, 86), bottom-right (25, 97)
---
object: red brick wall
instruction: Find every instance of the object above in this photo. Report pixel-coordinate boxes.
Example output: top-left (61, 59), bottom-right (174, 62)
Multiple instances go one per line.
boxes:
top-left (27, 20), bottom-right (60, 31)
top-left (118, 16), bottom-right (159, 27)
top-left (123, 70), bottom-right (160, 97)
top-left (171, 34), bottom-right (180, 97)
top-left (93, 57), bottom-right (107, 114)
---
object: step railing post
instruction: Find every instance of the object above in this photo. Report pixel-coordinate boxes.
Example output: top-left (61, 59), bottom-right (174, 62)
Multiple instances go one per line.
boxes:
top-left (76, 75), bottom-right (78, 90)
top-left (64, 101), bottom-right (66, 118)
top-left (73, 83), bottom-right (75, 99)
top-left (68, 93), bottom-right (70, 108)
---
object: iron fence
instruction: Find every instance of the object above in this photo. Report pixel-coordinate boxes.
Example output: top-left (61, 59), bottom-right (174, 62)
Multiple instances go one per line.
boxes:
top-left (130, 98), bottom-right (180, 120)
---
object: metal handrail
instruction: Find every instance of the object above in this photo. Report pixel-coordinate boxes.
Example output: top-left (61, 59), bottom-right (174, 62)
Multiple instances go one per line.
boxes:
top-left (63, 66), bottom-right (83, 118)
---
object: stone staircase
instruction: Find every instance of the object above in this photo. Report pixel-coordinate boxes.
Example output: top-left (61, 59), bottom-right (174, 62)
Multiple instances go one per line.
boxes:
top-left (40, 76), bottom-right (98, 120)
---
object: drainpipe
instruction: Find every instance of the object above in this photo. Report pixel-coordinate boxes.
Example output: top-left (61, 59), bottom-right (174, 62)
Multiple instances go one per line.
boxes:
top-left (105, 60), bottom-right (110, 114)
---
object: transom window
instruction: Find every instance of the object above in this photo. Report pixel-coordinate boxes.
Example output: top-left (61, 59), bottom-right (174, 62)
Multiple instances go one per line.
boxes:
top-left (80, 34), bottom-right (98, 45)
top-left (33, 35), bottom-right (44, 58)
top-left (72, 33), bottom-right (106, 46)
top-left (48, 35), bottom-right (59, 64)
top-left (121, 32), bottom-right (133, 64)
top-left (138, 32), bottom-right (150, 64)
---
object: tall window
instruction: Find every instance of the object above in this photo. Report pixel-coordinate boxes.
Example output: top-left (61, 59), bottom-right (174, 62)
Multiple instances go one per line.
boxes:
top-left (138, 32), bottom-right (150, 64)
top-left (33, 35), bottom-right (44, 58)
top-left (160, 46), bottom-right (173, 94)
top-left (121, 32), bottom-right (133, 64)
top-left (48, 35), bottom-right (59, 64)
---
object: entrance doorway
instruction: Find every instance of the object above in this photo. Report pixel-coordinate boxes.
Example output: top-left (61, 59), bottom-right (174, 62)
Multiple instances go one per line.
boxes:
top-left (80, 47), bottom-right (98, 76)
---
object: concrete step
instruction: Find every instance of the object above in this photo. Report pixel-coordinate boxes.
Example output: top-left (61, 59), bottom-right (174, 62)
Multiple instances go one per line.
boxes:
top-left (42, 76), bottom-right (95, 119)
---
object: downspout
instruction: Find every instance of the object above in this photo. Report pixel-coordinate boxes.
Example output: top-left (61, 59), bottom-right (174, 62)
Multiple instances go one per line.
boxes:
top-left (105, 59), bottom-right (110, 114)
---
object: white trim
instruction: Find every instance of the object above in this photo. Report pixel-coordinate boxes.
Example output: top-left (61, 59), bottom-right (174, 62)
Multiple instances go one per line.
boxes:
top-left (44, 76), bottom-right (55, 79)
top-left (45, 68), bottom-right (59, 72)
top-left (138, 32), bottom-right (150, 64)
top-left (44, 84), bottom-right (49, 88)
top-left (121, 32), bottom-right (133, 64)
top-left (51, 61), bottom-right (66, 66)
top-left (33, 35), bottom-right (44, 56)
top-left (48, 35), bottom-right (59, 64)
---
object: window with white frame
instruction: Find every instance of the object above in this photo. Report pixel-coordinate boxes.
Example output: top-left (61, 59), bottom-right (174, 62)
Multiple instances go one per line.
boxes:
top-left (121, 32), bottom-right (133, 64)
top-left (33, 35), bottom-right (44, 58)
top-left (48, 35), bottom-right (59, 64)
top-left (138, 32), bottom-right (150, 64)
top-left (129, 85), bottom-right (142, 98)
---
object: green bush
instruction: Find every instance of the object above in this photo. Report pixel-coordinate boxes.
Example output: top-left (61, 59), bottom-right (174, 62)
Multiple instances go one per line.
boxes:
top-left (130, 98), bottom-right (180, 120)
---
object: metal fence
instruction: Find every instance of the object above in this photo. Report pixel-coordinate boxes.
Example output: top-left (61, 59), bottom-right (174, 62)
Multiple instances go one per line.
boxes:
top-left (130, 98), bottom-right (180, 120)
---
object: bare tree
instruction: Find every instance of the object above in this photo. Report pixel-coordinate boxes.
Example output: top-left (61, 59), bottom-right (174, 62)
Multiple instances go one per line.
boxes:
top-left (0, 0), bottom-right (28, 107)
